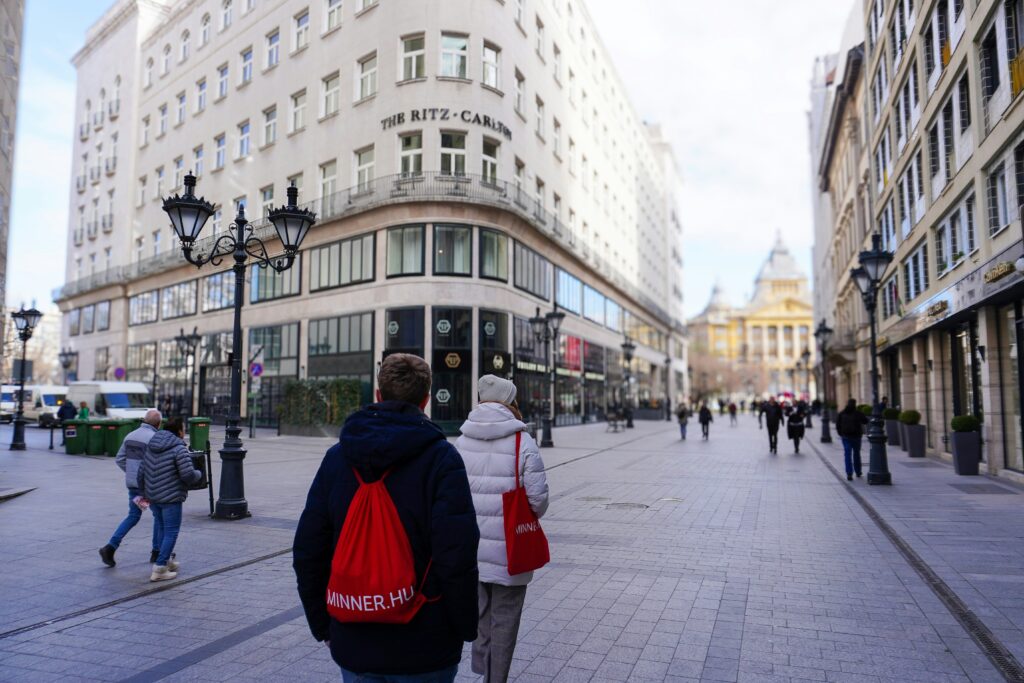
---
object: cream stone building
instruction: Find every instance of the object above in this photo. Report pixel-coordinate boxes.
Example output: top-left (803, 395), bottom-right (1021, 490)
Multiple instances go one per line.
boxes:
top-left (0, 0), bottom-right (23, 367)
top-left (815, 0), bottom-right (1024, 479)
top-left (55, 0), bottom-right (686, 431)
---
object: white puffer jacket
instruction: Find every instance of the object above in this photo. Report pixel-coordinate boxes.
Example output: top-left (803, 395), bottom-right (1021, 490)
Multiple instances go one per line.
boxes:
top-left (456, 403), bottom-right (549, 586)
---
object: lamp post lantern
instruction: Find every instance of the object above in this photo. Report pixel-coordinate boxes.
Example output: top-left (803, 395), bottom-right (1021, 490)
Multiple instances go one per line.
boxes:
top-left (814, 319), bottom-right (834, 443)
top-left (174, 326), bottom-right (202, 419)
top-left (10, 305), bottom-right (42, 450)
top-left (529, 304), bottom-right (564, 447)
top-left (851, 231), bottom-right (894, 485)
top-left (621, 337), bottom-right (636, 428)
top-left (163, 173), bottom-right (315, 518)
top-left (58, 348), bottom-right (78, 385)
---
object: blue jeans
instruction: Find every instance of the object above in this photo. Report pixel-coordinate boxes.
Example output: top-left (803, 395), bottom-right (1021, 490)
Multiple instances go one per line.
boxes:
top-left (841, 436), bottom-right (863, 476)
top-left (340, 666), bottom-right (457, 683)
top-left (150, 502), bottom-right (183, 566)
top-left (679, 423), bottom-right (687, 439)
top-left (108, 488), bottom-right (157, 551)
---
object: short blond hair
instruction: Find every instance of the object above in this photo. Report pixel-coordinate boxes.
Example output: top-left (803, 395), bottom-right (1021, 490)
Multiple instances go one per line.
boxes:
top-left (378, 353), bottom-right (431, 405)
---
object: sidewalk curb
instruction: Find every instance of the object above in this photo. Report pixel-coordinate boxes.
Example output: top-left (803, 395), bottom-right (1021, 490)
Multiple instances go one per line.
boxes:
top-left (0, 486), bottom-right (35, 502)
top-left (809, 440), bottom-right (1024, 682)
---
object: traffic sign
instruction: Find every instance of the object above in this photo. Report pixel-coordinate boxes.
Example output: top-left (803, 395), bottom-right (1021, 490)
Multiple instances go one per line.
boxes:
top-left (250, 362), bottom-right (263, 377)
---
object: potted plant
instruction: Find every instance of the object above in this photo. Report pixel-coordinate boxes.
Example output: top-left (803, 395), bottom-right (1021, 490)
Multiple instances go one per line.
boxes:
top-left (857, 404), bottom-right (872, 416)
top-left (950, 415), bottom-right (981, 475)
top-left (883, 407), bottom-right (901, 446)
top-left (900, 410), bottom-right (926, 458)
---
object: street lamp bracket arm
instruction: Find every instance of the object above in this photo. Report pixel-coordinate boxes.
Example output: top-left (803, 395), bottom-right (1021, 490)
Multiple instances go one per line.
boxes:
top-left (244, 235), bottom-right (296, 273)
top-left (182, 232), bottom-right (237, 269)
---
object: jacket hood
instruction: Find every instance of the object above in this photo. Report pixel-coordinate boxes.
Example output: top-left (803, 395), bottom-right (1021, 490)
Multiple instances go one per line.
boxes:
top-left (458, 403), bottom-right (526, 441)
top-left (148, 429), bottom-right (184, 453)
top-left (340, 401), bottom-right (446, 475)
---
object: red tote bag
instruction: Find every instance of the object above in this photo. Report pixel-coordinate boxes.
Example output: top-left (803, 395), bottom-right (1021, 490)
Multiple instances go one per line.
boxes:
top-left (503, 432), bottom-right (550, 575)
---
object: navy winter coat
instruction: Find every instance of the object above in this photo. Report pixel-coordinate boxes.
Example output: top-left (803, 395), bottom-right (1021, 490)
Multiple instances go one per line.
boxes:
top-left (293, 401), bottom-right (480, 675)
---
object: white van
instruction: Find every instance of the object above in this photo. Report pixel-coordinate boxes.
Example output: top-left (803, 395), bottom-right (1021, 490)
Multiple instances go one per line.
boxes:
top-left (66, 381), bottom-right (154, 419)
top-left (0, 384), bottom-right (18, 422)
top-left (23, 385), bottom-right (69, 426)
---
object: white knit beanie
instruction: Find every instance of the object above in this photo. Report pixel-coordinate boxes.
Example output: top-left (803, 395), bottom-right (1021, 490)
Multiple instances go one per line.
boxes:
top-left (477, 374), bottom-right (517, 404)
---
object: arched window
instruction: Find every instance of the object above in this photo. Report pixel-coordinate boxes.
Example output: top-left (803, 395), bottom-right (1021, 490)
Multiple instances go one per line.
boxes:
top-left (144, 58), bottom-right (153, 87)
top-left (113, 75), bottom-right (121, 102)
top-left (161, 45), bottom-right (171, 74)
top-left (180, 30), bottom-right (190, 61)
top-left (200, 14), bottom-right (211, 46)
top-left (221, 0), bottom-right (233, 29)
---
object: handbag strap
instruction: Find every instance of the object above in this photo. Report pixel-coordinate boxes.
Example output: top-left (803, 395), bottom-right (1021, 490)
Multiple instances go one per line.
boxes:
top-left (514, 431), bottom-right (523, 489)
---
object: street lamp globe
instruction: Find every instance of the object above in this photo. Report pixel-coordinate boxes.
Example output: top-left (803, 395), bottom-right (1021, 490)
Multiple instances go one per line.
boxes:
top-left (162, 172), bottom-right (215, 245)
top-left (21, 306), bottom-right (42, 332)
top-left (858, 232), bottom-right (893, 283)
top-left (529, 307), bottom-right (547, 340)
top-left (814, 319), bottom-right (833, 347)
top-left (850, 266), bottom-right (872, 296)
top-left (10, 308), bottom-right (26, 331)
top-left (545, 307), bottom-right (565, 337)
top-left (268, 184), bottom-right (317, 253)
top-left (621, 337), bottom-right (635, 363)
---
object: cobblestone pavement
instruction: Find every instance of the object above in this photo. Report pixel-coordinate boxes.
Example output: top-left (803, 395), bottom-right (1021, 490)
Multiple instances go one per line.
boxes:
top-left (0, 415), bottom-right (1016, 681)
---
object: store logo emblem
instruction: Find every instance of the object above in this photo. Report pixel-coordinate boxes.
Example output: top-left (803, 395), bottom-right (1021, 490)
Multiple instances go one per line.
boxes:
top-left (435, 388), bottom-right (451, 404)
top-left (387, 321), bottom-right (400, 335)
top-left (483, 321), bottom-right (496, 336)
top-left (492, 354), bottom-right (505, 370)
top-left (445, 353), bottom-right (461, 369)
top-left (436, 319), bottom-right (452, 335)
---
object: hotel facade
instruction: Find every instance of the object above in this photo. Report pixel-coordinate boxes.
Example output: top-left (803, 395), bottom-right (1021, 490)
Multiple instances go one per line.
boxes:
top-left (55, 0), bottom-right (686, 431)
top-left (812, 0), bottom-right (1024, 479)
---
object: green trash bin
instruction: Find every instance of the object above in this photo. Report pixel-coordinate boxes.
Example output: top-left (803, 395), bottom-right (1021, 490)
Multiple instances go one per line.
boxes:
top-left (63, 419), bottom-right (87, 455)
top-left (106, 419), bottom-right (137, 457)
top-left (86, 421), bottom-right (108, 455)
top-left (188, 417), bottom-right (212, 452)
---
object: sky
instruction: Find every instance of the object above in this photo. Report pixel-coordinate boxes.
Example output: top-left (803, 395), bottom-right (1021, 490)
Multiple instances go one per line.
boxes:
top-left (7, 0), bottom-right (853, 319)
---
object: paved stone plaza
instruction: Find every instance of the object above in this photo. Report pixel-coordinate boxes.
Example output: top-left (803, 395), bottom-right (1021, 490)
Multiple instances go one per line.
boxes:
top-left (1, 414), bottom-right (1023, 682)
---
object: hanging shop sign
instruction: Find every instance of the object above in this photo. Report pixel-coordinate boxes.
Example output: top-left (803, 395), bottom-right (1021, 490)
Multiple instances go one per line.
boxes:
top-left (445, 352), bottom-right (461, 369)
top-left (380, 109), bottom-right (513, 140)
top-left (436, 319), bottom-right (452, 335)
top-left (435, 388), bottom-right (451, 404)
top-left (387, 320), bottom-right (400, 336)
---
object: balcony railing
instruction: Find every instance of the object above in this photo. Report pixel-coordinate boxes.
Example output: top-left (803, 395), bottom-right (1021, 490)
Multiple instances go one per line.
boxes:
top-left (101, 214), bottom-right (113, 231)
top-left (53, 172), bottom-right (679, 328)
top-left (105, 157), bottom-right (117, 174)
top-left (88, 165), bottom-right (101, 183)
top-left (92, 110), bottom-right (104, 130)
top-left (108, 99), bottom-right (120, 119)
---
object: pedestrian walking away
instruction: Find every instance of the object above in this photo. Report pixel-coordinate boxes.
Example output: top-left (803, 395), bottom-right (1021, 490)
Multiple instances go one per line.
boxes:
top-left (293, 353), bottom-right (479, 683)
top-left (456, 375), bottom-right (549, 683)
top-left (675, 403), bottom-right (690, 440)
top-left (99, 409), bottom-right (161, 568)
top-left (56, 399), bottom-right (77, 446)
top-left (698, 404), bottom-right (713, 440)
top-left (728, 402), bottom-right (738, 426)
top-left (787, 404), bottom-right (807, 453)
top-left (138, 416), bottom-right (202, 582)
top-left (761, 397), bottom-right (783, 454)
top-left (835, 398), bottom-right (869, 480)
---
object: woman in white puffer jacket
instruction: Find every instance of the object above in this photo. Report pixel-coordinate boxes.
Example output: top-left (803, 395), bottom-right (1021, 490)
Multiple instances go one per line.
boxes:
top-left (456, 375), bottom-right (549, 683)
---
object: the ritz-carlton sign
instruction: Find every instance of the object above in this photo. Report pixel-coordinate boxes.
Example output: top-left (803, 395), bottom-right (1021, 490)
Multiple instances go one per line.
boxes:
top-left (380, 109), bottom-right (513, 140)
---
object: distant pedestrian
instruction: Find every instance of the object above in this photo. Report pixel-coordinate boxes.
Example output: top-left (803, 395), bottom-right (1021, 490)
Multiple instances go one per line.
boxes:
top-left (761, 397), bottom-right (783, 454)
top-left (99, 409), bottom-right (161, 568)
top-left (138, 416), bottom-right (202, 582)
top-left (77, 401), bottom-right (89, 419)
top-left (880, 396), bottom-right (889, 412)
top-left (698, 404), bottom-right (713, 440)
top-left (835, 398), bottom-right (868, 480)
top-left (676, 404), bottom-right (690, 440)
top-left (787, 405), bottom-right (807, 453)
top-left (57, 400), bottom-right (77, 445)
top-left (456, 375), bottom-right (549, 683)
top-left (728, 403), bottom-right (738, 426)
top-left (293, 353), bottom-right (479, 683)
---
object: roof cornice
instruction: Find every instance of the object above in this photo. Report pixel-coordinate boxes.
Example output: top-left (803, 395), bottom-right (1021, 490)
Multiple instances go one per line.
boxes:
top-left (817, 43), bottom-right (864, 191)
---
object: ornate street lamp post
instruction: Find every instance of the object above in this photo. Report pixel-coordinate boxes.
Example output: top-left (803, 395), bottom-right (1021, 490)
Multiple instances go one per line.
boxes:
top-left (58, 348), bottom-right (78, 385)
top-left (664, 356), bottom-right (672, 421)
top-left (787, 367), bottom-right (796, 400)
top-left (801, 347), bottom-right (813, 428)
top-left (621, 337), bottom-right (636, 428)
top-left (175, 326), bottom-right (202, 419)
top-left (163, 173), bottom-right (316, 518)
top-left (851, 232), bottom-right (894, 485)
top-left (814, 319), bottom-right (834, 443)
top-left (529, 304), bottom-right (564, 448)
top-left (9, 305), bottom-right (42, 450)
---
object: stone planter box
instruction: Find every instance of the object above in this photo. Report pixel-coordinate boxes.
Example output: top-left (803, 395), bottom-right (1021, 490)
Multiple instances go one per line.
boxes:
top-left (885, 419), bottom-right (901, 446)
top-left (951, 432), bottom-right (980, 475)
top-left (904, 424), bottom-right (926, 458)
top-left (898, 422), bottom-right (909, 452)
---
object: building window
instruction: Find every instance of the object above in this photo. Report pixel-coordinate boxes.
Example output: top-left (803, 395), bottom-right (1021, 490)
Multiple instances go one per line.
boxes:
top-left (514, 158), bottom-right (524, 191)
top-left (294, 10), bottom-right (310, 50)
top-left (514, 70), bottom-right (525, 113)
top-left (535, 15), bottom-right (545, 56)
top-left (129, 290), bottom-right (159, 325)
top-left (251, 260), bottom-right (301, 302)
top-left (556, 268), bottom-right (581, 313)
top-left (583, 285), bottom-right (605, 325)
top-left (553, 43), bottom-right (561, 80)
top-left (173, 156), bottom-right (184, 188)
top-left (480, 228), bottom-right (508, 280)
top-left (322, 73), bottom-right (340, 115)
top-left (221, 0), bottom-right (233, 29)
top-left (440, 131), bottom-right (466, 176)
top-left (261, 186), bottom-right (274, 216)
top-left (155, 166), bottom-right (165, 197)
top-left (482, 138), bottom-right (499, 183)
top-left (400, 132), bottom-right (423, 177)
top-left (401, 34), bottom-right (425, 80)
top-left (902, 243), bottom-right (929, 302)
top-left (514, 241), bottom-right (551, 300)
top-left (358, 53), bottom-right (378, 99)
top-left (180, 31), bottom-right (191, 61)
top-left (535, 96), bottom-right (545, 137)
top-left (158, 104), bottom-right (167, 135)
top-left (240, 48), bottom-right (253, 84)
top-left (162, 44), bottom-right (171, 75)
top-left (310, 232), bottom-right (375, 290)
top-left (514, 0), bottom-right (523, 24)
top-left (291, 90), bottom-right (306, 131)
top-left (552, 119), bottom-right (561, 155)
top-left (238, 121), bottom-right (251, 157)
top-left (137, 176), bottom-right (147, 206)
top-left (69, 308), bottom-right (81, 336)
top-left (161, 281), bottom-right (197, 319)
top-left (355, 146), bottom-right (374, 191)
top-left (144, 58), bottom-right (153, 88)
top-left (980, 26), bottom-right (1001, 103)
top-left (196, 79), bottom-right (207, 111)
top-left (326, 0), bottom-right (343, 30)
top-left (387, 225), bottom-right (425, 276)
top-left (202, 271), bottom-right (235, 312)
top-left (440, 33), bottom-right (468, 78)
top-left (200, 14), bottom-right (211, 46)
top-left (218, 64), bottom-right (229, 98)
top-left (176, 93), bottom-right (186, 124)
top-left (262, 106), bottom-right (277, 145)
top-left (987, 162), bottom-right (1011, 234)
top-left (483, 42), bottom-right (500, 88)
top-left (320, 160), bottom-right (337, 198)
top-left (96, 300), bottom-right (111, 330)
top-left (433, 224), bottom-right (472, 275)
top-left (267, 30), bottom-right (280, 67)
top-left (125, 343), bottom-right (156, 387)
top-left (357, 0), bottom-right (377, 10)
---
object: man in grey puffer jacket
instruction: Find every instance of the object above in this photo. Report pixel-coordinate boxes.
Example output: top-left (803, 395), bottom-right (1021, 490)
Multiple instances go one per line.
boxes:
top-left (456, 375), bottom-right (549, 683)
top-left (138, 417), bottom-right (202, 582)
top-left (99, 409), bottom-right (162, 568)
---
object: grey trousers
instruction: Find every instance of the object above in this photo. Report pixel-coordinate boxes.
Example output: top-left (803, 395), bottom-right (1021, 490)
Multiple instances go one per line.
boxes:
top-left (471, 582), bottom-right (528, 683)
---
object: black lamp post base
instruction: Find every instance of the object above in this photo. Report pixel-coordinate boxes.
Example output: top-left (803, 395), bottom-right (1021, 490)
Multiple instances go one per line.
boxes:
top-left (820, 414), bottom-right (833, 444)
top-left (867, 471), bottom-right (892, 485)
top-left (540, 416), bottom-right (554, 448)
top-left (9, 418), bottom-right (26, 450)
top-left (214, 500), bottom-right (251, 519)
top-left (866, 415), bottom-right (892, 485)
top-left (214, 437), bottom-right (250, 520)
top-left (625, 411), bottom-right (634, 428)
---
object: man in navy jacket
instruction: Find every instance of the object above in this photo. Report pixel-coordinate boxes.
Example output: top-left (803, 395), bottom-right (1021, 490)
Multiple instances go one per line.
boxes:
top-left (293, 353), bottom-right (479, 681)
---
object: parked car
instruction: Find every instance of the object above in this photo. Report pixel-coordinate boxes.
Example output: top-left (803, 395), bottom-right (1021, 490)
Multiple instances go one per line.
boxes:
top-left (23, 385), bottom-right (69, 426)
top-left (65, 381), bottom-right (154, 419)
top-left (0, 384), bottom-right (18, 422)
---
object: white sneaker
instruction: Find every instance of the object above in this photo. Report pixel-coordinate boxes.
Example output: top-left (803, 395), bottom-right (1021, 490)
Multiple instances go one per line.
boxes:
top-left (167, 555), bottom-right (179, 572)
top-left (150, 564), bottom-right (178, 582)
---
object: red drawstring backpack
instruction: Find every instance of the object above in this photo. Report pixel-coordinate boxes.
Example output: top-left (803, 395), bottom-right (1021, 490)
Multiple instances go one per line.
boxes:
top-left (326, 468), bottom-right (433, 623)
top-left (503, 432), bottom-right (550, 575)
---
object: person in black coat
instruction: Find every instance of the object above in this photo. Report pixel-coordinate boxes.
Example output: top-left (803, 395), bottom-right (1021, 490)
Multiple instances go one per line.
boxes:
top-left (835, 398), bottom-right (869, 480)
top-left (760, 397), bottom-right (783, 454)
top-left (787, 404), bottom-right (807, 453)
top-left (56, 400), bottom-right (78, 445)
top-left (698, 404), bottom-right (713, 440)
top-left (293, 353), bottom-right (480, 681)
